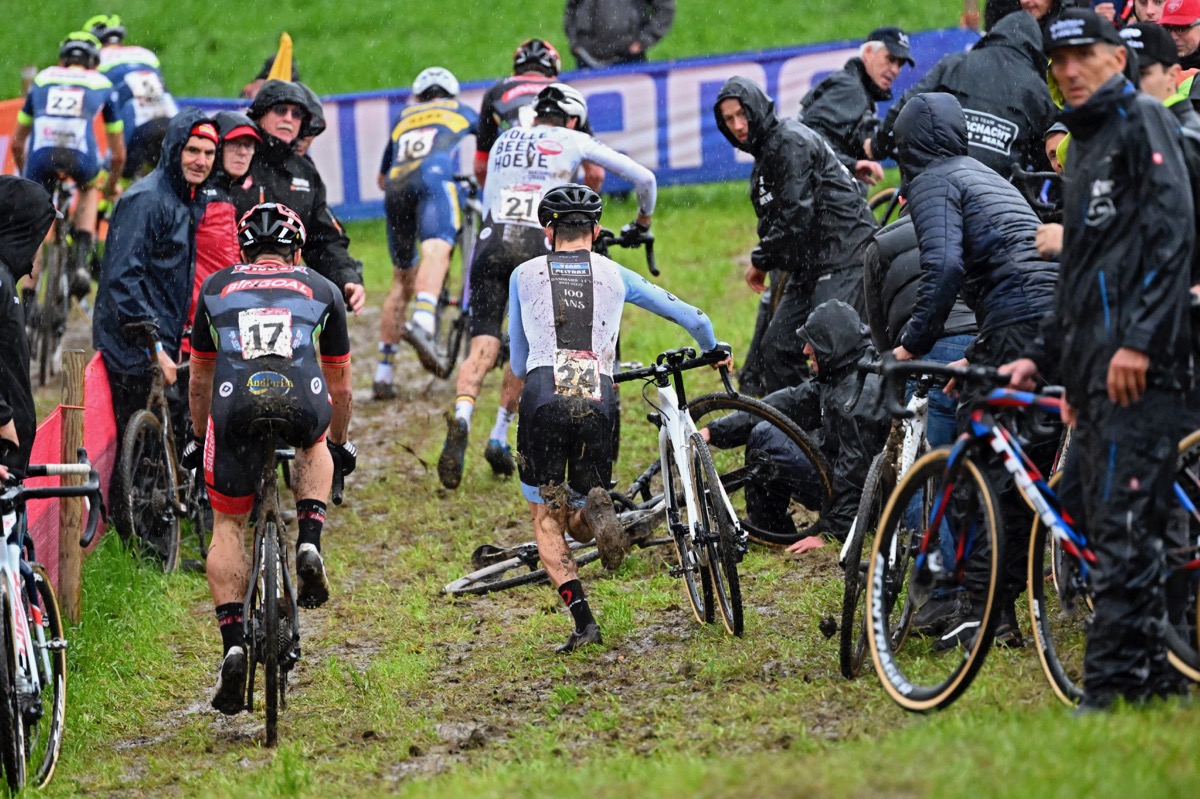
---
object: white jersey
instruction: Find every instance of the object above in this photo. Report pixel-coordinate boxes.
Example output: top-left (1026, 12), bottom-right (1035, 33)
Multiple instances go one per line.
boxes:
top-left (482, 125), bottom-right (656, 228)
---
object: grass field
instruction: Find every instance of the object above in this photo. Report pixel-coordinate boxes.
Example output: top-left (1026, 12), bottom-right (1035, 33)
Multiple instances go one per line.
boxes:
top-left (11, 3), bottom-right (1199, 798)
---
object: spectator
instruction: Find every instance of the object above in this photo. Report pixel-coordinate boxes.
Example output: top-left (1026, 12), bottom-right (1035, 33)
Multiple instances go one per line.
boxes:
top-left (242, 53), bottom-right (302, 100)
top-left (1161, 0), bottom-right (1200, 70)
top-left (564, 0), bottom-right (675, 68)
top-left (799, 27), bottom-right (915, 186)
top-left (714, 77), bottom-right (877, 395)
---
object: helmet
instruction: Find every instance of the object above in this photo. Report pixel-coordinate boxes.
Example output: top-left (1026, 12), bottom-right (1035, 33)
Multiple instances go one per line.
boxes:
top-left (59, 32), bottom-right (101, 69)
top-left (295, 82), bottom-right (326, 138)
top-left (533, 83), bottom-right (588, 125)
top-left (247, 79), bottom-right (311, 124)
top-left (412, 67), bottom-right (460, 99)
top-left (237, 203), bottom-right (307, 253)
top-left (84, 14), bottom-right (125, 45)
top-left (538, 183), bottom-right (603, 227)
top-left (513, 38), bottom-right (562, 76)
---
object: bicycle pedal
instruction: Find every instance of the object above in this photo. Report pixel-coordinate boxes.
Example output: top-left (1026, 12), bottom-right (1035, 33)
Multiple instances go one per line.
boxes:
top-left (43, 638), bottom-right (67, 652)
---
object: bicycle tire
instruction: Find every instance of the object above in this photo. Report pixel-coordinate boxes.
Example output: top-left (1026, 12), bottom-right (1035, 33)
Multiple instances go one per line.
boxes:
top-left (0, 583), bottom-right (26, 791)
top-left (868, 186), bottom-right (901, 225)
top-left (120, 410), bottom-right (180, 572)
top-left (263, 521), bottom-right (280, 747)
top-left (666, 441), bottom-right (709, 625)
top-left (186, 469), bottom-right (212, 562)
top-left (866, 448), bottom-right (1003, 712)
top-left (688, 393), bottom-right (832, 547)
top-left (841, 450), bottom-right (890, 679)
top-left (26, 565), bottom-right (64, 788)
top-left (443, 545), bottom-right (603, 596)
top-left (692, 433), bottom-right (744, 636)
top-left (1167, 429), bottom-right (1200, 683)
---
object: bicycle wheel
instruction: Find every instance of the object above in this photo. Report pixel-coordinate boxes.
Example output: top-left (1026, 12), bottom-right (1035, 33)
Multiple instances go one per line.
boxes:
top-left (262, 521), bottom-right (281, 747)
top-left (184, 469), bottom-right (212, 564)
top-left (691, 433), bottom-right (744, 636)
top-left (841, 450), bottom-right (892, 679)
top-left (689, 393), bottom-right (831, 548)
top-left (866, 448), bottom-right (1003, 712)
top-left (868, 186), bottom-right (901, 225)
top-left (120, 410), bottom-right (180, 572)
top-left (665, 441), bottom-right (712, 624)
top-left (1165, 430), bottom-right (1200, 683)
top-left (26, 565), bottom-right (64, 788)
top-left (0, 583), bottom-right (26, 791)
top-left (443, 543), bottom-right (602, 596)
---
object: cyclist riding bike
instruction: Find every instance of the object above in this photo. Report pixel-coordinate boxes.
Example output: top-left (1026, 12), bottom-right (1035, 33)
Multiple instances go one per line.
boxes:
top-left (183, 203), bottom-right (356, 714)
top-left (435, 83), bottom-right (657, 491)
top-left (11, 32), bottom-right (125, 300)
top-left (373, 67), bottom-right (479, 399)
top-left (508, 184), bottom-right (722, 652)
top-left (475, 38), bottom-right (604, 192)
top-left (86, 14), bottom-right (179, 179)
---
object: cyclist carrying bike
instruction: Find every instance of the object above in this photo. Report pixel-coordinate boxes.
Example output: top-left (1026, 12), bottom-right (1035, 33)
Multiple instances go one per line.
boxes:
top-left (508, 184), bottom-right (721, 652)
top-left (373, 67), bottom-right (479, 398)
top-left (436, 84), bottom-right (657, 491)
top-left (11, 32), bottom-right (125, 300)
top-left (184, 202), bottom-right (356, 714)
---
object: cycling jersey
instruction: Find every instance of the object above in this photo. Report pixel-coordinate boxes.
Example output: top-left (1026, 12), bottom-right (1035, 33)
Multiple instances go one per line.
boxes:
top-left (475, 74), bottom-right (558, 155)
top-left (19, 66), bottom-right (121, 189)
top-left (98, 45), bottom-right (179, 144)
top-left (191, 260), bottom-right (351, 514)
top-left (379, 98), bottom-right (479, 182)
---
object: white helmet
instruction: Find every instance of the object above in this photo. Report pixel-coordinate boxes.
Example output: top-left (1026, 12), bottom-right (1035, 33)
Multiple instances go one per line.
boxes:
top-left (412, 67), bottom-right (459, 99)
top-left (534, 83), bottom-right (588, 126)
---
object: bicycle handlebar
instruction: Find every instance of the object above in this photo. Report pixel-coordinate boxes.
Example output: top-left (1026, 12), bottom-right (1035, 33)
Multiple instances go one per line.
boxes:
top-left (614, 344), bottom-right (733, 389)
top-left (3, 449), bottom-right (104, 548)
top-left (594, 226), bottom-right (658, 276)
top-left (858, 357), bottom-right (1010, 419)
top-left (332, 465), bottom-right (345, 507)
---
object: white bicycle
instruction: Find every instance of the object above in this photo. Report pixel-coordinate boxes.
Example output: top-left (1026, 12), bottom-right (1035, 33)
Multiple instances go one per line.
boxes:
top-left (614, 344), bottom-right (746, 636)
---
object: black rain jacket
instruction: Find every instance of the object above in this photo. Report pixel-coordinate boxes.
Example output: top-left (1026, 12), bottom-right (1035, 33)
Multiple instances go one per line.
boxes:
top-left (894, 92), bottom-right (1057, 356)
top-left (799, 58), bottom-right (889, 171)
top-left (564, 0), bottom-right (675, 64)
top-left (714, 77), bottom-right (877, 281)
top-left (1031, 76), bottom-right (1193, 400)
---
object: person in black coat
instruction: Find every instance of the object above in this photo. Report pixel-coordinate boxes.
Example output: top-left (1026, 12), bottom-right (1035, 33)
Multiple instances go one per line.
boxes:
top-left (564, 0), bottom-right (675, 68)
top-left (714, 76), bottom-right (877, 395)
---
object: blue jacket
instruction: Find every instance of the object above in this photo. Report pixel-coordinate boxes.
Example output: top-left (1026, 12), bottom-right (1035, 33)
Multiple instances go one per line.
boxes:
top-left (94, 108), bottom-right (214, 375)
top-left (894, 92), bottom-right (1057, 356)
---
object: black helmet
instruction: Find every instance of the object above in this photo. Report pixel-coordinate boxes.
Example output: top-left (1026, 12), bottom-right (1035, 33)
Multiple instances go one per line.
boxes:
top-left (237, 202), bottom-right (307, 253)
top-left (513, 38), bottom-right (562, 76)
top-left (84, 14), bottom-right (125, 45)
top-left (295, 82), bottom-right (326, 138)
top-left (59, 32), bottom-right (101, 69)
top-left (538, 184), bottom-right (602, 227)
top-left (247, 79), bottom-right (311, 124)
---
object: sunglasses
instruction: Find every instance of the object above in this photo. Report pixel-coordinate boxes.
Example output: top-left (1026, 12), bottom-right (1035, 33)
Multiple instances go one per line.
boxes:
top-left (269, 104), bottom-right (305, 120)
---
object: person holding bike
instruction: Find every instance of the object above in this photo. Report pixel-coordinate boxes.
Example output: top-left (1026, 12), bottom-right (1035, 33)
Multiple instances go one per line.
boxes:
top-left (184, 203), bottom-right (356, 714)
top-left (1005, 9), bottom-right (1195, 710)
top-left (373, 67), bottom-right (479, 397)
top-left (508, 184), bottom-right (720, 652)
top-left (11, 32), bottom-right (125, 301)
top-left (436, 84), bottom-right (657, 490)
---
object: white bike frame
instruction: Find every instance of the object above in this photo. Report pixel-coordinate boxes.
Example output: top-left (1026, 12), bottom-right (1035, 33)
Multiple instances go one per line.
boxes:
top-left (0, 512), bottom-right (45, 710)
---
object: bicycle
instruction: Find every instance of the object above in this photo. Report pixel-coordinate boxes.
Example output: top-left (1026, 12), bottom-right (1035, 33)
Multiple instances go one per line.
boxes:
top-left (0, 447), bottom-right (102, 790)
top-left (25, 178), bottom-right (73, 389)
top-left (868, 185), bottom-right (903, 226)
top-left (1010, 165), bottom-right (1062, 224)
top-left (614, 344), bottom-right (746, 635)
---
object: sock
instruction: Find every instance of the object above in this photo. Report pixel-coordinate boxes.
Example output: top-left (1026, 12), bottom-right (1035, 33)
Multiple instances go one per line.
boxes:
top-left (455, 395), bottom-right (475, 425)
top-left (375, 343), bottom-right (395, 384)
top-left (489, 408), bottom-right (515, 443)
top-left (557, 579), bottom-right (596, 632)
top-left (296, 499), bottom-right (327, 551)
top-left (215, 602), bottom-right (245, 653)
top-left (412, 292), bottom-right (437, 334)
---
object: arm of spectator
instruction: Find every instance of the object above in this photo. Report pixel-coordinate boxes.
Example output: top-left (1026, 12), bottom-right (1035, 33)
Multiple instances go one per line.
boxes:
top-left (897, 175), bottom-right (965, 357)
top-left (640, 0), bottom-right (676, 50)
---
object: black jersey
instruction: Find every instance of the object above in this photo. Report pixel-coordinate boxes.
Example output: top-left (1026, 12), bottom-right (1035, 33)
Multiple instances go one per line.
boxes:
top-left (475, 73), bottom-right (594, 154)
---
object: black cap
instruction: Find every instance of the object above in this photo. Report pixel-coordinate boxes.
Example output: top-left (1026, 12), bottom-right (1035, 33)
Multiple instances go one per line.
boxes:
top-left (1120, 22), bottom-right (1179, 67)
top-left (1044, 9), bottom-right (1126, 52)
top-left (867, 27), bottom-right (915, 67)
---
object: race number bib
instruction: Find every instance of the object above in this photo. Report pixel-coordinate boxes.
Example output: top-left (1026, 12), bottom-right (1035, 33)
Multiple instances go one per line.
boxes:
top-left (553, 349), bottom-right (601, 400)
top-left (35, 117), bottom-right (87, 152)
top-left (46, 86), bottom-right (85, 117)
top-left (238, 308), bottom-right (293, 360)
top-left (126, 70), bottom-right (164, 101)
top-left (498, 187), bottom-right (540, 224)
top-left (396, 127), bottom-right (437, 162)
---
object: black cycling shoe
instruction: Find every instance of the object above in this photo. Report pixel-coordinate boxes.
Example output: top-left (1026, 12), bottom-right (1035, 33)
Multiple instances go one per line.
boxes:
top-left (931, 593), bottom-right (982, 652)
top-left (993, 602), bottom-right (1026, 649)
top-left (211, 646), bottom-right (247, 715)
top-left (296, 543), bottom-right (330, 608)
top-left (68, 266), bottom-right (92, 300)
top-left (438, 415), bottom-right (470, 489)
top-left (586, 487), bottom-right (629, 571)
top-left (403, 322), bottom-right (450, 378)
top-left (372, 381), bottom-right (397, 401)
top-left (484, 438), bottom-right (515, 477)
top-left (911, 593), bottom-right (960, 637)
top-left (556, 623), bottom-right (603, 653)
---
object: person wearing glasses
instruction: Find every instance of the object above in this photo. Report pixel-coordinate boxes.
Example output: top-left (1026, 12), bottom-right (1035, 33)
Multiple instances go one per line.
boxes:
top-left (1160, 0), bottom-right (1200, 70)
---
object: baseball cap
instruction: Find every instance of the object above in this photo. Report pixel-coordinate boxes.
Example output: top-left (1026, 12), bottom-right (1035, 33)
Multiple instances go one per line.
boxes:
top-left (867, 27), bottom-right (916, 67)
top-left (1161, 0), bottom-right (1200, 26)
top-left (1044, 8), bottom-right (1126, 51)
top-left (222, 124), bottom-right (261, 142)
top-left (189, 122), bottom-right (219, 145)
top-left (1121, 22), bottom-right (1181, 66)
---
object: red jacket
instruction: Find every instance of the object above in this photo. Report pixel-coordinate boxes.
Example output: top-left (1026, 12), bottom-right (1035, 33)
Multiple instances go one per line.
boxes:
top-left (183, 188), bottom-right (239, 354)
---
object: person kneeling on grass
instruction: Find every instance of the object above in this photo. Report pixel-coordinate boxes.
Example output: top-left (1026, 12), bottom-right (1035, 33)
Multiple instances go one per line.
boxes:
top-left (507, 184), bottom-right (726, 652)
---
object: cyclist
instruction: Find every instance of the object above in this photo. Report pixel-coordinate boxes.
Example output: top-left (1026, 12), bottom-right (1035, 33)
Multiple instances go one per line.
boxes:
top-left (435, 84), bottom-right (657, 491)
top-left (508, 184), bottom-right (721, 652)
top-left (86, 14), bottom-right (179, 179)
top-left (372, 67), bottom-right (479, 398)
top-left (11, 32), bottom-right (125, 300)
top-left (475, 39), bottom-right (604, 192)
top-left (183, 203), bottom-right (356, 714)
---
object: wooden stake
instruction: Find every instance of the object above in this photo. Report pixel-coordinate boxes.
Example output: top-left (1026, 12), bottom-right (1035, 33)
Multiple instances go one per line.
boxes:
top-left (58, 350), bottom-right (86, 624)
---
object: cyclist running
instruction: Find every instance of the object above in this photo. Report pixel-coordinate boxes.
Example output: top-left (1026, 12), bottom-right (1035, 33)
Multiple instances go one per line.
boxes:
top-left (86, 14), bottom-right (179, 179)
top-left (435, 84), bottom-right (657, 491)
top-left (372, 67), bottom-right (479, 398)
top-left (183, 203), bottom-right (356, 714)
top-left (475, 38), bottom-right (604, 192)
top-left (11, 32), bottom-right (125, 300)
top-left (509, 184), bottom-right (721, 652)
